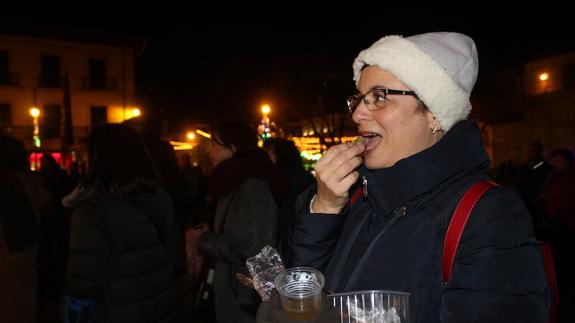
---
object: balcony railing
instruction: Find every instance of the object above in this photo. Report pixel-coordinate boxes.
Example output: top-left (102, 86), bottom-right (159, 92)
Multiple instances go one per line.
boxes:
top-left (81, 76), bottom-right (117, 90)
top-left (38, 74), bottom-right (63, 88)
top-left (0, 72), bottom-right (21, 86)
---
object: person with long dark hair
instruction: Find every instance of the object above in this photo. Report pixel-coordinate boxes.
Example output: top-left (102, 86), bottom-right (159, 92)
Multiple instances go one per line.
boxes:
top-left (64, 123), bottom-right (183, 323)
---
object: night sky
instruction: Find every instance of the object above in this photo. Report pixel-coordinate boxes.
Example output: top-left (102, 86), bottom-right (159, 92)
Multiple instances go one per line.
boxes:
top-left (2, 15), bottom-right (574, 130)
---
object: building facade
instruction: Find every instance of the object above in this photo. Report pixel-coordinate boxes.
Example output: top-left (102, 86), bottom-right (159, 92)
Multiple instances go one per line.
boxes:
top-left (487, 52), bottom-right (575, 167)
top-left (0, 34), bottom-right (138, 156)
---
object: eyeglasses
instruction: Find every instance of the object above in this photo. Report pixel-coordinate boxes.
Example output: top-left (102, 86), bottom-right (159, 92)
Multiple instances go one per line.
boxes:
top-left (346, 87), bottom-right (419, 114)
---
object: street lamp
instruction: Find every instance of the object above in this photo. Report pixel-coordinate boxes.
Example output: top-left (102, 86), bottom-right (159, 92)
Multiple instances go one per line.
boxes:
top-left (187, 131), bottom-right (196, 140)
top-left (259, 104), bottom-right (272, 140)
top-left (29, 107), bottom-right (41, 148)
top-left (261, 104), bottom-right (271, 116)
top-left (30, 107), bottom-right (40, 118)
top-left (538, 72), bottom-right (550, 93)
top-left (132, 108), bottom-right (141, 118)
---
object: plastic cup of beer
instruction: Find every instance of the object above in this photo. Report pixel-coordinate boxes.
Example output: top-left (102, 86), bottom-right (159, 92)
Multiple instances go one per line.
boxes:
top-left (274, 267), bottom-right (325, 321)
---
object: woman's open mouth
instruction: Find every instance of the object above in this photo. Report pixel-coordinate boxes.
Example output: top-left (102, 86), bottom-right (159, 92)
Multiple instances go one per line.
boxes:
top-left (360, 132), bottom-right (382, 152)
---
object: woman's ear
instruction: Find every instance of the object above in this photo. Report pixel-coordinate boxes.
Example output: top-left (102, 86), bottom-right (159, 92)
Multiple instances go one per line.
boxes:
top-left (427, 112), bottom-right (443, 134)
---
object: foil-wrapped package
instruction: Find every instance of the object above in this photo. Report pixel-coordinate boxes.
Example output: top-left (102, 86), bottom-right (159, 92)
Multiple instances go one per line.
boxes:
top-left (246, 245), bottom-right (285, 301)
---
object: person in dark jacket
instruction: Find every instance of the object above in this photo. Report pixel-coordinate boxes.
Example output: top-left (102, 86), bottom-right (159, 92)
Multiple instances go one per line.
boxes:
top-left (64, 123), bottom-right (183, 323)
top-left (0, 133), bottom-right (50, 323)
top-left (38, 153), bottom-right (74, 291)
top-left (519, 142), bottom-right (552, 239)
top-left (544, 148), bottom-right (575, 311)
top-left (263, 138), bottom-right (314, 262)
top-left (186, 122), bottom-right (281, 323)
top-left (288, 32), bottom-right (550, 323)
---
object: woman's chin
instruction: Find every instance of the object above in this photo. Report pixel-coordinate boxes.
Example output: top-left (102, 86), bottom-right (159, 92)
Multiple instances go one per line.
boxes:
top-left (364, 157), bottom-right (383, 170)
top-left (363, 150), bottom-right (394, 170)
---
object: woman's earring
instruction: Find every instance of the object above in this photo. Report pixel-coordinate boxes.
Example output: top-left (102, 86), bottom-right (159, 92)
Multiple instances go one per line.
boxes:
top-left (432, 125), bottom-right (438, 134)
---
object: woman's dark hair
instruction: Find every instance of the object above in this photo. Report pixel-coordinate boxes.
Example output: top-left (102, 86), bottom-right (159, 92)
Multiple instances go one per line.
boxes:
top-left (0, 133), bottom-right (38, 252)
top-left (551, 148), bottom-right (574, 164)
top-left (83, 123), bottom-right (160, 194)
top-left (40, 153), bottom-right (59, 173)
top-left (211, 122), bottom-right (259, 151)
top-left (263, 138), bottom-right (304, 172)
top-left (0, 133), bottom-right (29, 172)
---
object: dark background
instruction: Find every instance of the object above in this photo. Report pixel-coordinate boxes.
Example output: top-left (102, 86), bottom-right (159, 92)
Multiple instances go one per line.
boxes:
top-left (2, 14), bottom-right (574, 127)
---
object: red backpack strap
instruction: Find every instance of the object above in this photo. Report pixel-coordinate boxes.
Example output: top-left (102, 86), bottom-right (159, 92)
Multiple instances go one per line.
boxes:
top-left (442, 180), bottom-right (497, 284)
top-left (540, 241), bottom-right (559, 323)
top-left (349, 186), bottom-right (364, 206)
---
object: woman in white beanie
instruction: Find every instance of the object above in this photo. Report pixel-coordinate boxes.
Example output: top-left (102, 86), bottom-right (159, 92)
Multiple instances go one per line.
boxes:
top-left (287, 32), bottom-right (551, 322)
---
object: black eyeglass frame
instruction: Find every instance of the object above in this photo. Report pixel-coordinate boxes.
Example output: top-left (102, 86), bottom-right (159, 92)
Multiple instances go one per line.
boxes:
top-left (347, 87), bottom-right (419, 114)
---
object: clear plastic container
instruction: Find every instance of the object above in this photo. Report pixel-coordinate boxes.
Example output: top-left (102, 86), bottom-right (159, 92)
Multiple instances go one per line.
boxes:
top-left (327, 290), bottom-right (410, 323)
top-left (246, 245), bottom-right (285, 302)
top-left (274, 267), bottom-right (325, 321)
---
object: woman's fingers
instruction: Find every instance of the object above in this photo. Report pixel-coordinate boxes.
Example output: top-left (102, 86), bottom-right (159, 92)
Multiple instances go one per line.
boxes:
top-left (317, 143), bottom-right (364, 186)
top-left (313, 142), bottom-right (365, 213)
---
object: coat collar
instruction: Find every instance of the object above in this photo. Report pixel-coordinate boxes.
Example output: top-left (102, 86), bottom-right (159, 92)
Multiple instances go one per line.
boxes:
top-left (359, 120), bottom-right (490, 213)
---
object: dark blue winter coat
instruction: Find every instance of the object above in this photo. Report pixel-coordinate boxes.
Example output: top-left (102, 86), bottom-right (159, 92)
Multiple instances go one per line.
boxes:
top-left (290, 120), bottom-right (550, 323)
top-left (66, 188), bottom-right (182, 323)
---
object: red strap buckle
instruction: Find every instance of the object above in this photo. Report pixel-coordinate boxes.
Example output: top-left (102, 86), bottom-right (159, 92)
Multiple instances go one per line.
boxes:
top-left (349, 187), bottom-right (364, 206)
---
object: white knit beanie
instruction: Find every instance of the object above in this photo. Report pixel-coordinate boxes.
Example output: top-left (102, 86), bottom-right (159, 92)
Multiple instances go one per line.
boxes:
top-left (352, 32), bottom-right (478, 132)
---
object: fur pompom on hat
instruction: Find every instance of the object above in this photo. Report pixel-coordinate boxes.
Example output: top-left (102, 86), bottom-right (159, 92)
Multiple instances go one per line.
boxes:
top-left (353, 32), bottom-right (478, 132)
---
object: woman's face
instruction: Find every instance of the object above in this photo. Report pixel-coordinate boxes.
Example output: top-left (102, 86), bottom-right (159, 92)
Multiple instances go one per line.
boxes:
top-left (204, 140), bottom-right (234, 167)
top-left (351, 66), bottom-right (441, 169)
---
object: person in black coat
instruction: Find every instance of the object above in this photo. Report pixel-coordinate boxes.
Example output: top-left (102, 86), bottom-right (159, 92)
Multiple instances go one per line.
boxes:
top-left (0, 132), bottom-right (49, 323)
top-left (262, 138), bottom-right (314, 263)
top-left (186, 122), bottom-right (283, 323)
top-left (287, 32), bottom-right (550, 323)
top-left (64, 123), bottom-right (183, 323)
top-left (519, 142), bottom-right (552, 239)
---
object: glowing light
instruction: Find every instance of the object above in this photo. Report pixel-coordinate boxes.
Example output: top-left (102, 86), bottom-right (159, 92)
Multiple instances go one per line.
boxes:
top-left (169, 141), bottom-right (195, 151)
top-left (291, 136), bottom-right (358, 159)
top-left (301, 150), bottom-right (322, 161)
top-left (195, 129), bottom-right (212, 139)
top-left (132, 108), bottom-right (141, 117)
top-left (30, 107), bottom-right (41, 148)
top-left (30, 107), bottom-right (40, 117)
top-left (539, 72), bottom-right (549, 81)
top-left (187, 132), bottom-right (196, 140)
top-left (261, 104), bottom-right (271, 115)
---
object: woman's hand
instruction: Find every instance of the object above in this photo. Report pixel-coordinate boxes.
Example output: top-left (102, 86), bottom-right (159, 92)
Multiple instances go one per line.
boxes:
top-left (312, 141), bottom-right (365, 214)
top-left (185, 225), bottom-right (209, 280)
top-left (236, 272), bottom-right (254, 288)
